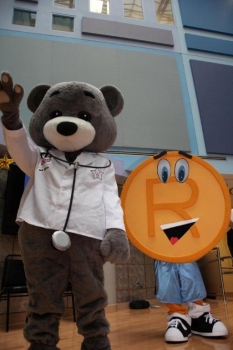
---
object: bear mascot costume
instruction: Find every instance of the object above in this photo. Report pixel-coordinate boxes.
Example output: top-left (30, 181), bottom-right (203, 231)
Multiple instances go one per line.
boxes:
top-left (0, 71), bottom-right (130, 350)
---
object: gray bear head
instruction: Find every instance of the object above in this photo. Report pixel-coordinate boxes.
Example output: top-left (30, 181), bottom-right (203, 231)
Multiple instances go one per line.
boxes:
top-left (27, 81), bottom-right (124, 153)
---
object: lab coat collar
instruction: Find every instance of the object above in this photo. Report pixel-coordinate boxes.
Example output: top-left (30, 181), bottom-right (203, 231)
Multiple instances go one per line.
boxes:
top-left (76, 152), bottom-right (97, 166)
top-left (42, 148), bottom-right (97, 166)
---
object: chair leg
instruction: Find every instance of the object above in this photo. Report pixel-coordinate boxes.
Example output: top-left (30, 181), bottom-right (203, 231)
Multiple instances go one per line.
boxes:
top-left (216, 247), bottom-right (226, 302)
top-left (71, 292), bottom-right (76, 323)
top-left (6, 293), bottom-right (10, 332)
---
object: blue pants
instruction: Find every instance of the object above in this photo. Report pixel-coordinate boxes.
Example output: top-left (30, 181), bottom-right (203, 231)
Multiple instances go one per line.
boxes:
top-left (155, 261), bottom-right (206, 304)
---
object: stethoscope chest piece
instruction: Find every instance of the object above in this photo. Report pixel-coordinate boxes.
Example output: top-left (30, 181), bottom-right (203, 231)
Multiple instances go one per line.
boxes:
top-left (52, 230), bottom-right (71, 251)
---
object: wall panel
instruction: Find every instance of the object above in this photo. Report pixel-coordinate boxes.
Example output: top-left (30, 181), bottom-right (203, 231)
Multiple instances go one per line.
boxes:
top-left (178, 0), bottom-right (233, 35)
top-left (0, 34), bottom-right (190, 151)
top-left (185, 34), bottom-right (233, 57)
top-left (190, 60), bottom-right (233, 155)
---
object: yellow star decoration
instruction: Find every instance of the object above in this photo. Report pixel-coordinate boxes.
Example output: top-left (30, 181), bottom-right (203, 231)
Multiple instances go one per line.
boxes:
top-left (0, 153), bottom-right (15, 170)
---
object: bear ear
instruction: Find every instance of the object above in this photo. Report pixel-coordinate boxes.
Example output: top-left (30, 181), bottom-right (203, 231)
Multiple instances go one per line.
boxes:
top-left (27, 84), bottom-right (51, 112)
top-left (100, 85), bottom-right (124, 117)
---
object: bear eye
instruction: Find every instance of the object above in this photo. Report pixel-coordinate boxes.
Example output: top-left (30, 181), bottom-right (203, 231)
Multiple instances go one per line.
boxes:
top-left (50, 110), bottom-right (63, 119)
top-left (84, 91), bottom-right (95, 99)
top-left (157, 159), bottom-right (171, 183)
top-left (78, 111), bottom-right (92, 122)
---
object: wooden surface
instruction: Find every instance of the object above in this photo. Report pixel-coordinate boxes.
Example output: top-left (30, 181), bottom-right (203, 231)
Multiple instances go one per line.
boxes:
top-left (0, 300), bottom-right (233, 349)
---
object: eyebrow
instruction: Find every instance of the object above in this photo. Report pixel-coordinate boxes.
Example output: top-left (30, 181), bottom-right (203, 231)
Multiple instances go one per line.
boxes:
top-left (153, 150), bottom-right (193, 160)
top-left (153, 151), bottom-right (167, 159)
top-left (178, 151), bottom-right (192, 159)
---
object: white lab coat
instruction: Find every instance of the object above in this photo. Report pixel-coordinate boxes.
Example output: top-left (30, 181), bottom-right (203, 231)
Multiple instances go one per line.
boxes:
top-left (3, 125), bottom-right (125, 240)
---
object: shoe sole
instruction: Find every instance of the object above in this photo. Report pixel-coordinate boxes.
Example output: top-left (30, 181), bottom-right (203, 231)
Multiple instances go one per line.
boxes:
top-left (191, 330), bottom-right (228, 337)
top-left (165, 334), bottom-right (191, 343)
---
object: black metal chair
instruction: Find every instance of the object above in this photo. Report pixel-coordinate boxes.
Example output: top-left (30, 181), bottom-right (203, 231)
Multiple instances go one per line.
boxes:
top-left (220, 255), bottom-right (233, 272)
top-left (0, 255), bottom-right (76, 331)
top-left (198, 247), bottom-right (233, 302)
top-left (0, 254), bottom-right (28, 332)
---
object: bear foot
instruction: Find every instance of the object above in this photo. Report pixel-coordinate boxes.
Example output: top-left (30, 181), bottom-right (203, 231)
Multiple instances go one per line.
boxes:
top-left (81, 336), bottom-right (111, 350)
top-left (28, 344), bottom-right (60, 350)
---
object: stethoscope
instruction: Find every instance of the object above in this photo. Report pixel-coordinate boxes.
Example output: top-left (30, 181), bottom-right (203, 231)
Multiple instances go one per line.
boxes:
top-left (40, 150), bottom-right (111, 251)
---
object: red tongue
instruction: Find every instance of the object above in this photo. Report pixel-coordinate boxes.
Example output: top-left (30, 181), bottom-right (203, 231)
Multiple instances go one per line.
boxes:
top-left (170, 237), bottom-right (179, 245)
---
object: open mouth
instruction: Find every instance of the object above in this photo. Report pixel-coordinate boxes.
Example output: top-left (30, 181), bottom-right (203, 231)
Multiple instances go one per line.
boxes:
top-left (161, 218), bottom-right (199, 245)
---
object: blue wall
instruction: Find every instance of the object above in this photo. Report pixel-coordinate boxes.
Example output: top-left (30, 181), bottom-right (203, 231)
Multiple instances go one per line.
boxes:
top-left (179, 0), bottom-right (233, 35)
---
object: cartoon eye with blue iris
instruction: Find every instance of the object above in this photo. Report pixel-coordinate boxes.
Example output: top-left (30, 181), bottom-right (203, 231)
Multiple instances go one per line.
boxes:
top-left (158, 159), bottom-right (171, 183)
top-left (175, 158), bottom-right (189, 183)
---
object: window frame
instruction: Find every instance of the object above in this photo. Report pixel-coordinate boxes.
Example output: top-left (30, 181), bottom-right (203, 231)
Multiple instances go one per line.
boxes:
top-left (89, 0), bottom-right (110, 15)
top-left (12, 8), bottom-right (37, 27)
top-left (15, 0), bottom-right (38, 3)
top-left (123, 0), bottom-right (144, 21)
top-left (52, 13), bottom-right (75, 32)
top-left (53, 0), bottom-right (76, 10)
top-left (154, 0), bottom-right (175, 25)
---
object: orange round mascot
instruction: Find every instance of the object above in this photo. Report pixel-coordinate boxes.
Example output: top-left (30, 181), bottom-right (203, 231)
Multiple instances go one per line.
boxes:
top-left (121, 150), bottom-right (231, 343)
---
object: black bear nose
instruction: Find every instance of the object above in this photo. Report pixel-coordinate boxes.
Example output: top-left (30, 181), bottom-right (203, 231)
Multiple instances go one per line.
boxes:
top-left (57, 122), bottom-right (78, 136)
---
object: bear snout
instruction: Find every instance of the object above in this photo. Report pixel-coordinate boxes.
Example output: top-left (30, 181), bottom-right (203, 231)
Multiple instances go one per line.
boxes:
top-left (43, 116), bottom-right (96, 151)
top-left (57, 121), bottom-right (78, 136)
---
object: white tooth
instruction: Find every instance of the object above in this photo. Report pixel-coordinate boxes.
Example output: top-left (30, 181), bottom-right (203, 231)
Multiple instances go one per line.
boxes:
top-left (161, 218), bottom-right (199, 230)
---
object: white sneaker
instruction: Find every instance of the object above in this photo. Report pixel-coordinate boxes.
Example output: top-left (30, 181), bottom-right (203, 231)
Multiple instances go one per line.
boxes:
top-left (191, 312), bottom-right (228, 337)
top-left (188, 302), bottom-right (228, 337)
top-left (165, 313), bottom-right (191, 343)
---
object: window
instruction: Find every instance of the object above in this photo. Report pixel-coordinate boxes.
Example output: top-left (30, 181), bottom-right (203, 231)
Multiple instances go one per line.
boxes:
top-left (154, 0), bottom-right (174, 25)
top-left (13, 9), bottom-right (36, 27)
top-left (90, 0), bottom-right (110, 15)
top-left (52, 15), bottom-right (74, 32)
top-left (54, 0), bottom-right (75, 9)
top-left (124, 0), bottom-right (143, 20)
top-left (15, 0), bottom-right (38, 3)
